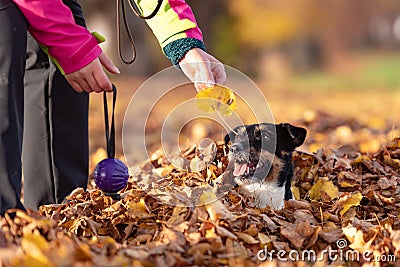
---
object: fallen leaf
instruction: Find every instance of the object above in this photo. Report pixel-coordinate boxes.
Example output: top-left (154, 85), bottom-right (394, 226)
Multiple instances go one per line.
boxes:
top-left (216, 225), bottom-right (237, 240)
top-left (309, 178), bottom-right (339, 202)
top-left (236, 232), bottom-right (259, 244)
top-left (198, 190), bottom-right (235, 221)
top-left (339, 192), bottom-right (363, 216)
top-left (342, 225), bottom-right (372, 253)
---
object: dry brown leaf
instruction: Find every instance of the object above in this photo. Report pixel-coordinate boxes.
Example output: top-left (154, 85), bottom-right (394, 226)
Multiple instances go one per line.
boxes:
top-left (166, 206), bottom-right (188, 227)
top-left (236, 232), bottom-right (259, 244)
top-left (319, 228), bottom-right (343, 243)
top-left (216, 225), bottom-right (237, 240)
top-left (187, 242), bottom-right (213, 255)
top-left (243, 224), bottom-right (259, 237)
top-left (198, 190), bottom-right (235, 221)
top-left (285, 199), bottom-right (311, 210)
top-left (123, 248), bottom-right (150, 261)
top-left (162, 226), bottom-right (186, 246)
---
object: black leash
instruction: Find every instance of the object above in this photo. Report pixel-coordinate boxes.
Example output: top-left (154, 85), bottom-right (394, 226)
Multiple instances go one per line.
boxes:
top-left (116, 0), bottom-right (162, 64)
top-left (103, 85), bottom-right (117, 158)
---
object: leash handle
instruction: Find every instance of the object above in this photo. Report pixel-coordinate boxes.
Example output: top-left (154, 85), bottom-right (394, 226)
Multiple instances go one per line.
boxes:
top-left (116, 0), bottom-right (162, 64)
top-left (104, 85), bottom-right (117, 158)
top-left (127, 0), bottom-right (162, 19)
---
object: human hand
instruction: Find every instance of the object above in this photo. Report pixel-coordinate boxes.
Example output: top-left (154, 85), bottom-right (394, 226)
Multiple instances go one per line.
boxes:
top-left (179, 48), bottom-right (227, 91)
top-left (65, 52), bottom-right (120, 93)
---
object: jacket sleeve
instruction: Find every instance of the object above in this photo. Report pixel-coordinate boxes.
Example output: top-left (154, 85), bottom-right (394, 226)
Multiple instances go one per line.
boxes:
top-left (12, 0), bottom-right (101, 74)
top-left (136, 0), bottom-right (206, 65)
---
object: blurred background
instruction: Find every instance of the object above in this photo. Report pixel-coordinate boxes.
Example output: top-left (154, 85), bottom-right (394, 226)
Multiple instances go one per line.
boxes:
top-left (84, 0), bottom-right (400, 169)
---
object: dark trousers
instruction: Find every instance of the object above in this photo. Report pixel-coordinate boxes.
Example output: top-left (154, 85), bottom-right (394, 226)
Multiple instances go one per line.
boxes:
top-left (0, 0), bottom-right (27, 213)
top-left (23, 36), bottom-right (89, 209)
top-left (0, 0), bottom-right (89, 214)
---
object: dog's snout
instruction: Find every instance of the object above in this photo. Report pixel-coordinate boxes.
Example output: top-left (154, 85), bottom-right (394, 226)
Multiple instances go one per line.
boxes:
top-left (230, 144), bottom-right (241, 153)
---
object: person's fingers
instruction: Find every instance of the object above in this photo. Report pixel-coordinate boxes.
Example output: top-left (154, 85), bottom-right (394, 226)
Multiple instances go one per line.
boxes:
top-left (92, 66), bottom-right (112, 92)
top-left (66, 78), bottom-right (84, 93)
top-left (193, 71), bottom-right (204, 91)
top-left (85, 72), bottom-right (102, 93)
top-left (99, 52), bottom-right (120, 74)
top-left (200, 61), bottom-right (214, 82)
top-left (212, 62), bottom-right (227, 85)
top-left (74, 77), bottom-right (93, 93)
top-left (200, 61), bottom-right (215, 86)
top-left (179, 48), bottom-right (227, 91)
top-left (191, 61), bottom-right (214, 91)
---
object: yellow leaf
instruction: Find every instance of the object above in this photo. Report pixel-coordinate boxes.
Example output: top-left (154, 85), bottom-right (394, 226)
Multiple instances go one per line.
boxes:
top-left (22, 233), bottom-right (49, 252)
top-left (12, 254), bottom-right (54, 267)
top-left (98, 236), bottom-right (117, 246)
top-left (291, 186), bottom-right (300, 200)
top-left (198, 190), bottom-right (218, 205)
top-left (340, 181), bottom-right (356, 188)
top-left (258, 233), bottom-right (272, 244)
top-left (127, 198), bottom-right (149, 218)
top-left (342, 225), bottom-right (373, 253)
top-left (198, 190), bottom-right (235, 221)
top-left (351, 155), bottom-right (370, 165)
top-left (340, 193), bottom-right (363, 216)
top-left (20, 233), bottom-right (53, 267)
top-left (308, 178), bottom-right (339, 202)
top-left (196, 85), bottom-right (236, 116)
top-left (75, 243), bottom-right (92, 261)
top-left (205, 227), bottom-right (217, 239)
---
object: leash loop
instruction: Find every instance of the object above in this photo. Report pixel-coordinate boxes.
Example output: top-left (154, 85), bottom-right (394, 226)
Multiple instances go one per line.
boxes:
top-left (103, 85), bottom-right (117, 158)
top-left (116, 0), bottom-right (162, 64)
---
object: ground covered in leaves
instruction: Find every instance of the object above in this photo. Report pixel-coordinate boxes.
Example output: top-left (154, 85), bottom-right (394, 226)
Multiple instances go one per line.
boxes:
top-left (1, 112), bottom-right (400, 267)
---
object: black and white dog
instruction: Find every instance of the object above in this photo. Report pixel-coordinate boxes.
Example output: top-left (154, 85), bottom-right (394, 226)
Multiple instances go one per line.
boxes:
top-left (224, 123), bottom-right (307, 209)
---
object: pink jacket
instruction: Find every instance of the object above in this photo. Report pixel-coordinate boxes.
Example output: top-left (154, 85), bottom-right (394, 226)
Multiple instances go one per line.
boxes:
top-left (13, 0), bottom-right (203, 74)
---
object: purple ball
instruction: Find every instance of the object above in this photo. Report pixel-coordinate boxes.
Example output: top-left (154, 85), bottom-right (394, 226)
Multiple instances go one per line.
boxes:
top-left (94, 158), bottom-right (129, 193)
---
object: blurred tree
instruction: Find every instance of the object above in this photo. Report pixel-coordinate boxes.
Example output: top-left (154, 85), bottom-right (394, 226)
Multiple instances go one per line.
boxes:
top-left (80, 0), bottom-right (400, 77)
top-left (211, 0), bottom-right (400, 77)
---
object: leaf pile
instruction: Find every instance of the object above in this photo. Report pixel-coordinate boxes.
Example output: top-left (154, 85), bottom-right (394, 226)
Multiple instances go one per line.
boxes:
top-left (297, 110), bottom-right (399, 154)
top-left (1, 116), bottom-right (400, 266)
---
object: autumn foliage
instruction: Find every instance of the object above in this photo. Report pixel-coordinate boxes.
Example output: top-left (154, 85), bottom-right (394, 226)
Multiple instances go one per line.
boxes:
top-left (0, 110), bottom-right (399, 266)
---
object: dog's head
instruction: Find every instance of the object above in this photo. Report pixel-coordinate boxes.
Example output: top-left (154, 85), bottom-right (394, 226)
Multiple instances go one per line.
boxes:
top-left (224, 123), bottom-right (307, 208)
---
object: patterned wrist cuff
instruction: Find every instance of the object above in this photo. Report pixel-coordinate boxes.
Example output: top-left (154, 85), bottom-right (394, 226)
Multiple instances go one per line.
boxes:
top-left (163, 38), bottom-right (206, 67)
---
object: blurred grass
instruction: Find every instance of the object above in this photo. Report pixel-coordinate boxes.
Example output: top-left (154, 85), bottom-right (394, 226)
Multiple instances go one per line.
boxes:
top-left (288, 52), bottom-right (400, 91)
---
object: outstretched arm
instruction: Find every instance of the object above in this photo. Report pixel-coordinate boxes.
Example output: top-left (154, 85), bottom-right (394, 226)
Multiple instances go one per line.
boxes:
top-left (137, 0), bottom-right (227, 91)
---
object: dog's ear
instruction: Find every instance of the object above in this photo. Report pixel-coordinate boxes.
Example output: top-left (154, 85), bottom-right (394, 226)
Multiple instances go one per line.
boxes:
top-left (224, 133), bottom-right (231, 145)
top-left (277, 123), bottom-right (307, 151)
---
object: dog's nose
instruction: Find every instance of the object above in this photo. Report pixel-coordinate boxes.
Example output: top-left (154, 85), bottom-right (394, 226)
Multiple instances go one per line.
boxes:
top-left (230, 144), bottom-right (240, 153)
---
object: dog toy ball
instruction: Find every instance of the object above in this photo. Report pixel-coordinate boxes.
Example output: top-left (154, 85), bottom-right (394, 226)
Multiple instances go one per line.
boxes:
top-left (94, 158), bottom-right (129, 194)
top-left (94, 85), bottom-right (128, 198)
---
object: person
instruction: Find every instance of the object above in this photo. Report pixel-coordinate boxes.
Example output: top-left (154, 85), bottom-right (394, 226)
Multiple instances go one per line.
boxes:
top-left (21, 0), bottom-right (100, 211)
top-left (0, 0), bottom-right (226, 214)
